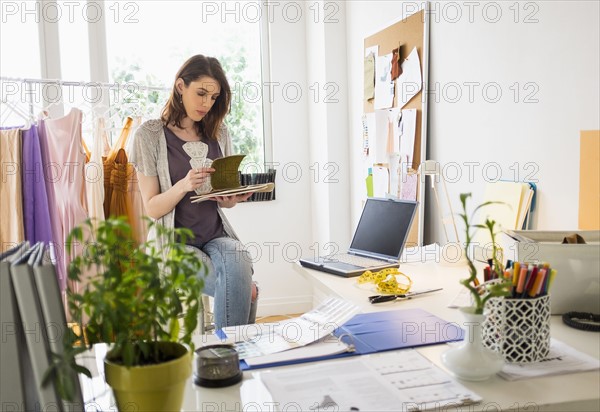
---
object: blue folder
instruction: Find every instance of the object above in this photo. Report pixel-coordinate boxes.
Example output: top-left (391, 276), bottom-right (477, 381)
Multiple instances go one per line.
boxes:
top-left (224, 308), bottom-right (464, 370)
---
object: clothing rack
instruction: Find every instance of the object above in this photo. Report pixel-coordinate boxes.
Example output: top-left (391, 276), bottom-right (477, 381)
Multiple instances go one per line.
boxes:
top-left (0, 76), bottom-right (171, 92)
top-left (1, 76), bottom-right (170, 133)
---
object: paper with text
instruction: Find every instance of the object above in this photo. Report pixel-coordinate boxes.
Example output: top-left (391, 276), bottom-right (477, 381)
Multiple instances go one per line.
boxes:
top-left (375, 53), bottom-right (395, 110)
top-left (396, 47), bottom-right (422, 108)
top-left (261, 350), bottom-right (482, 411)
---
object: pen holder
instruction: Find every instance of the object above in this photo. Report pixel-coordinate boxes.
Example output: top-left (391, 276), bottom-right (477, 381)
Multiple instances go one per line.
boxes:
top-left (482, 295), bottom-right (551, 363)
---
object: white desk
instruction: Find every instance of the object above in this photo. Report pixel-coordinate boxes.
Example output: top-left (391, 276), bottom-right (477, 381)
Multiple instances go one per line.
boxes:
top-left (86, 261), bottom-right (600, 411)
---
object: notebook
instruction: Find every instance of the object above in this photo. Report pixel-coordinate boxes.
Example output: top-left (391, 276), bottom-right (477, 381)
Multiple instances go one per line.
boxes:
top-left (299, 198), bottom-right (418, 277)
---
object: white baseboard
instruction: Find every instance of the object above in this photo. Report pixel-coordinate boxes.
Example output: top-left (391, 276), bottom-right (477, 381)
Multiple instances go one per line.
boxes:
top-left (256, 295), bottom-right (313, 317)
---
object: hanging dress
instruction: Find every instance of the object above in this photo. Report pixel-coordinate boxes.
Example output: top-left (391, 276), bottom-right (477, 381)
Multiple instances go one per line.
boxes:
top-left (103, 117), bottom-right (133, 218)
top-left (85, 117), bottom-right (106, 227)
top-left (39, 108), bottom-right (89, 292)
top-left (125, 116), bottom-right (149, 244)
top-left (0, 128), bottom-right (24, 248)
top-left (21, 125), bottom-right (53, 245)
top-left (108, 147), bottom-right (133, 223)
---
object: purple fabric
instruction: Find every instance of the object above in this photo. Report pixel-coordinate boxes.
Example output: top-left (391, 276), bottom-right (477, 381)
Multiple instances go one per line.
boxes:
top-left (21, 126), bottom-right (53, 245)
top-left (37, 119), bottom-right (65, 287)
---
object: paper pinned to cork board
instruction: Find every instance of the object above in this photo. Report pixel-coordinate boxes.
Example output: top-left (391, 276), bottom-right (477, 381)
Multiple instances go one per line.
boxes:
top-left (396, 46), bottom-right (422, 108)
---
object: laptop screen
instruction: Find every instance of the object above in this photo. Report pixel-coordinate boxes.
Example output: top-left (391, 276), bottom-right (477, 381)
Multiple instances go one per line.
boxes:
top-left (348, 198), bottom-right (418, 260)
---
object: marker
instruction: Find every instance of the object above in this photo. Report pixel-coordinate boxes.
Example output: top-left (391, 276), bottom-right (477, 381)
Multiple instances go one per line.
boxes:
top-left (535, 269), bottom-right (547, 297)
top-left (522, 266), bottom-right (538, 298)
top-left (528, 267), bottom-right (544, 298)
top-left (541, 265), bottom-right (552, 294)
top-left (484, 266), bottom-right (491, 282)
top-left (516, 265), bottom-right (528, 294)
top-left (547, 269), bottom-right (558, 293)
top-left (512, 262), bottom-right (521, 287)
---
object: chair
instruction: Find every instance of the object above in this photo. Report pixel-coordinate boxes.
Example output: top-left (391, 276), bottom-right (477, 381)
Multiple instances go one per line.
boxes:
top-left (198, 295), bottom-right (215, 334)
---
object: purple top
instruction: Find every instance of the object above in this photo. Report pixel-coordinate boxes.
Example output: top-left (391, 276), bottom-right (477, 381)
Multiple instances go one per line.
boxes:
top-left (164, 127), bottom-right (224, 248)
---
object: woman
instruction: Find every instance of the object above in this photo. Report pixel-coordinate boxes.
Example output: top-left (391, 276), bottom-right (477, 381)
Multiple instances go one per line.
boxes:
top-left (132, 55), bottom-right (257, 329)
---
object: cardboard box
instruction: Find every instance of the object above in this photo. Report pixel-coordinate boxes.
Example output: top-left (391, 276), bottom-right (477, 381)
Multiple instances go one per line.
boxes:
top-left (500, 230), bottom-right (600, 315)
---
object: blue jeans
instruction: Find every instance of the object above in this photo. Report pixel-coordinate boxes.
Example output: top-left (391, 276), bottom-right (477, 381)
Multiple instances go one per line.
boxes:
top-left (187, 237), bottom-right (257, 330)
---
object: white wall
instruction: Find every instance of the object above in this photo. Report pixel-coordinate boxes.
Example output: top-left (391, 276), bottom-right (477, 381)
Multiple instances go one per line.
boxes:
top-left (227, 0), bottom-right (600, 316)
top-left (223, 1), bottom-right (351, 316)
top-left (347, 1), bottom-right (600, 243)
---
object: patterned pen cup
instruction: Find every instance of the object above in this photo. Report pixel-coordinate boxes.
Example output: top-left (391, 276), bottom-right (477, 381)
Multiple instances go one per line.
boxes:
top-left (482, 295), bottom-right (551, 363)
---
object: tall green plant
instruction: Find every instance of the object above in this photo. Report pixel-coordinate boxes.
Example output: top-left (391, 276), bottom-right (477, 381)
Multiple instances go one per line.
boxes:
top-left (458, 193), bottom-right (512, 314)
top-left (44, 217), bottom-right (204, 400)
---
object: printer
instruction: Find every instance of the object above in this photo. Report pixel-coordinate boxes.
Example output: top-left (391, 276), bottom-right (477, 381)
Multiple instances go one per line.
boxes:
top-left (500, 230), bottom-right (600, 315)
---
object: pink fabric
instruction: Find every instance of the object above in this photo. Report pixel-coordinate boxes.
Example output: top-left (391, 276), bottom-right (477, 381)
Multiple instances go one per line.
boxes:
top-left (39, 108), bottom-right (88, 291)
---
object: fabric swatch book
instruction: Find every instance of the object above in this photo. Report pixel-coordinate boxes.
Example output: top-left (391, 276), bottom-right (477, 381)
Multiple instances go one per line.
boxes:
top-left (190, 154), bottom-right (274, 203)
top-left (214, 307), bottom-right (464, 371)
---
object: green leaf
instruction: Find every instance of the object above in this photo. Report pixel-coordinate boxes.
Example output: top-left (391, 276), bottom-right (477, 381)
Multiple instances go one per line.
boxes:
top-left (71, 364), bottom-right (92, 379)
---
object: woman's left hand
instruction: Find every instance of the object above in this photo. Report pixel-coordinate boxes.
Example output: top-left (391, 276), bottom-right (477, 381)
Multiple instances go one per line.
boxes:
top-left (212, 192), bottom-right (253, 208)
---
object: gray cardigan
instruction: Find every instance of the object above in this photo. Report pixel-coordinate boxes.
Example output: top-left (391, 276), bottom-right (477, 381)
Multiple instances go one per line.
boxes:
top-left (131, 119), bottom-right (239, 253)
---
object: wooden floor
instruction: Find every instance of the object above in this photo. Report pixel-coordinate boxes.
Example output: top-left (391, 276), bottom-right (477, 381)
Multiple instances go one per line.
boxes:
top-left (256, 314), bottom-right (302, 323)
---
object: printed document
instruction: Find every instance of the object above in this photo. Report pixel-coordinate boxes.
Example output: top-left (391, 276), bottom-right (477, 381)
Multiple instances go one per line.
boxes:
top-left (499, 339), bottom-right (600, 380)
top-left (261, 349), bottom-right (482, 411)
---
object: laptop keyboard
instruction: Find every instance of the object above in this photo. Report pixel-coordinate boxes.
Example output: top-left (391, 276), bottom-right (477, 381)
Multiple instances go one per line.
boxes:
top-left (329, 253), bottom-right (392, 268)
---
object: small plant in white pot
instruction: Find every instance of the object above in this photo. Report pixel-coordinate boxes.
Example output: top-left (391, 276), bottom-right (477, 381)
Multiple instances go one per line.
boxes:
top-left (441, 193), bottom-right (512, 381)
top-left (44, 217), bottom-right (203, 411)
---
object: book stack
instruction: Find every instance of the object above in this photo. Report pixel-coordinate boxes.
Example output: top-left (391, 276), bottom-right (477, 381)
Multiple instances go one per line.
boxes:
top-left (473, 181), bottom-right (537, 262)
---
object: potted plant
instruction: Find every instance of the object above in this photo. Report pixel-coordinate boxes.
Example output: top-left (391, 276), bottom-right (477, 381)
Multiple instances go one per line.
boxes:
top-left (441, 193), bottom-right (512, 381)
top-left (44, 217), bottom-right (203, 411)
top-left (457, 193), bottom-right (512, 314)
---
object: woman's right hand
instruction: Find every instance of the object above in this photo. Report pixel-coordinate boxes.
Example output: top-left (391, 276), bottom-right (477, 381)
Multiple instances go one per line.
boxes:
top-left (181, 167), bottom-right (214, 193)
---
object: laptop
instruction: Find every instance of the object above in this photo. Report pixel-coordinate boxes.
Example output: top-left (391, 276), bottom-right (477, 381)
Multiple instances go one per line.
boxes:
top-left (299, 198), bottom-right (418, 277)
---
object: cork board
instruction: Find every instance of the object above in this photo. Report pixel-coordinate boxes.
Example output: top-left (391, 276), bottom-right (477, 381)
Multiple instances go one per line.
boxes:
top-left (363, 8), bottom-right (429, 245)
top-left (579, 130), bottom-right (600, 229)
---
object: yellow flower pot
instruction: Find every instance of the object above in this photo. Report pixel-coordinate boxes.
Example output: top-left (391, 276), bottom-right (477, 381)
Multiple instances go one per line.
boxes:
top-left (104, 342), bottom-right (191, 412)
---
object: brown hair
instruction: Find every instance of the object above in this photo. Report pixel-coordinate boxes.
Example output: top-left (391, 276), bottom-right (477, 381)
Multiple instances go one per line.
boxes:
top-left (161, 55), bottom-right (231, 140)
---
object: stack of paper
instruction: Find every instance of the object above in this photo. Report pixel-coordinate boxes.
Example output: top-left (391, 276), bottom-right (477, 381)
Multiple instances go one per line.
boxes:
top-left (216, 297), bottom-right (360, 360)
top-left (261, 349), bottom-right (482, 411)
top-left (499, 339), bottom-right (600, 381)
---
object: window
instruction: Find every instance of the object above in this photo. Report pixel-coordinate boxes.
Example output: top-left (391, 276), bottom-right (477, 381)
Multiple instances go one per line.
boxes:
top-left (0, 9), bottom-right (41, 79)
top-left (104, 0), bottom-right (266, 168)
top-left (0, 6), bottom-right (41, 127)
top-left (0, 0), bottom-right (269, 169)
